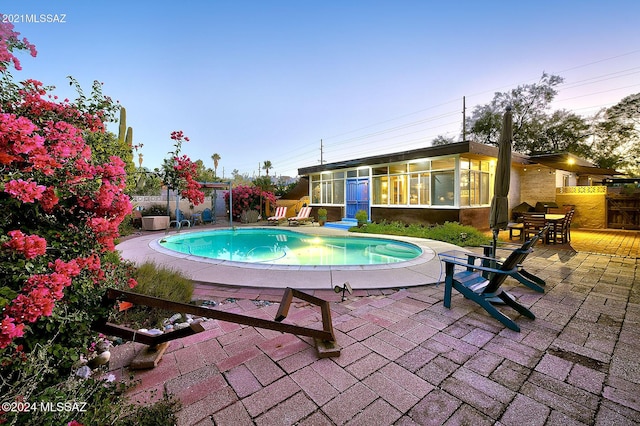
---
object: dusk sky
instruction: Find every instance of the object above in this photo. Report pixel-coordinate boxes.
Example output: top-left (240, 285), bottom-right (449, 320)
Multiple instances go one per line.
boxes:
top-left (5, 1), bottom-right (640, 178)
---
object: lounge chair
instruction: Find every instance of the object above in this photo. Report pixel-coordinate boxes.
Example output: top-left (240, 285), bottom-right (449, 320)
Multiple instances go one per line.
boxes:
top-left (482, 226), bottom-right (549, 293)
top-left (288, 206), bottom-right (312, 226)
top-left (439, 234), bottom-right (544, 331)
top-left (267, 206), bottom-right (288, 225)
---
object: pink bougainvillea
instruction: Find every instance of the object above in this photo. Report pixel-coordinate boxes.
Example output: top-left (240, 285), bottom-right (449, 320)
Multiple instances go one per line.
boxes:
top-left (160, 131), bottom-right (204, 206)
top-left (3, 230), bottom-right (47, 260)
top-left (225, 185), bottom-right (277, 221)
top-left (0, 20), bottom-right (138, 350)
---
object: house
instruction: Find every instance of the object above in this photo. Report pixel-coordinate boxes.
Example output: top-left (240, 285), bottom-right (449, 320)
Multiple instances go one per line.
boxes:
top-left (297, 141), bottom-right (620, 230)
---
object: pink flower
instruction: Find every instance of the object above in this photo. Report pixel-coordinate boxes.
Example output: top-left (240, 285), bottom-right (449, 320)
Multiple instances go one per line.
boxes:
top-left (0, 316), bottom-right (25, 349)
top-left (4, 230), bottom-right (47, 260)
top-left (3, 178), bottom-right (46, 203)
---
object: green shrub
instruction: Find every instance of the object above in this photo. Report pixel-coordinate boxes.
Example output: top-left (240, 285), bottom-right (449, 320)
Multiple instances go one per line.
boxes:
top-left (350, 221), bottom-right (491, 247)
top-left (141, 204), bottom-right (168, 216)
top-left (132, 262), bottom-right (194, 303)
top-left (355, 209), bottom-right (368, 223)
top-left (113, 262), bottom-right (195, 330)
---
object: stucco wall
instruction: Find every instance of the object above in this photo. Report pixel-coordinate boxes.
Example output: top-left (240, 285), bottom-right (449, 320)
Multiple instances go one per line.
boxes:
top-left (556, 192), bottom-right (606, 229)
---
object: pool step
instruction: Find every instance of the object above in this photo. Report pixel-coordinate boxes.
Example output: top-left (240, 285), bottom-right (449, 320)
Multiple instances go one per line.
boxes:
top-left (324, 218), bottom-right (358, 230)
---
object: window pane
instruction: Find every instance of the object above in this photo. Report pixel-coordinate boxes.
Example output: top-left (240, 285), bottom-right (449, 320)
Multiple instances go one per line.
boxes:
top-left (311, 174), bottom-right (320, 182)
top-left (347, 170), bottom-right (357, 177)
top-left (322, 181), bottom-right (332, 204)
top-left (372, 176), bottom-right (388, 204)
top-left (358, 168), bottom-right (369, 177)
top-left (432, 171), bottom-right (455, 205)
top-left (372, 166), bottom-right (388, 175)
top-left (432, 158), bottom-right (455, 170)
top-left (333, 179), bottom-right (344, 203)
top-left (460, 159), bottom-right (470, 170)
top-left (389, 164), bottom-right (406, 174)
top-left (460, 171), bottom-right (470, 206)
top-left (333, 171), bottom-right (344, 179)
top-left (311, 181), bottom-right (321, 203)
top-left (410, 172), bottom-right (430, 205)
top-left (389, 175), bottom-right (407, 204)
top-left (481, 172), bottom-right (490, 204)
top-left (409, 161), bottom-right (430, 172)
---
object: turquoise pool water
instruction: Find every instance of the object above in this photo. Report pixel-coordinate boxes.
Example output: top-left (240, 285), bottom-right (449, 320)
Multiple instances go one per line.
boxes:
top-left (158, 228), bottom-right (422, 266)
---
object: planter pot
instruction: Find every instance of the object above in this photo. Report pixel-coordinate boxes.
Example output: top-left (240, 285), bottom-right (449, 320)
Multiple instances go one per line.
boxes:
top-left (241, 209), bottom-right (260, 223)
top-left (318, 217), bottom-right (327, 226)
top-left (141, 216), bottom-right (170, 231)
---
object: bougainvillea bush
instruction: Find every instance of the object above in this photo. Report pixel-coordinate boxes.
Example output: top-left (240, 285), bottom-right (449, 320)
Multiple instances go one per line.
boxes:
top-left (0, 20), bottom-right (168, 425)
top-left (224, 184), bottom-right (277, 221)
top-left (158, 130), bottom-right (205, 210)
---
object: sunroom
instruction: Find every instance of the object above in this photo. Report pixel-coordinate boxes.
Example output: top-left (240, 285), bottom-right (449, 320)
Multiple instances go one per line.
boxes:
top-left (298, 141), bottom-right (527, 229)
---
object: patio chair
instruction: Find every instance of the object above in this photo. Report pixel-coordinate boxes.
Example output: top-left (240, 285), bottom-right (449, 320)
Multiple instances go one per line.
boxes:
top-left (440, 236), bottom-right (542, 331)
top-left (522, 212), bottom-right (547, 243)
top-left (552, 209), bottom-right (574, 244)
top-left (288, 206), bottom-right (313, 226)
top-left (201, 208), bottom-right (213, 224)
top-left (267, 206), bottom-right (288, 225)
top-left (482, 226), bottom-right (549, 293)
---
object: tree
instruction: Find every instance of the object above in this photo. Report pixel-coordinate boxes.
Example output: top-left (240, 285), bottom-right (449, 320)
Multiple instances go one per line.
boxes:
top-left (158, 131), bottom-right (205, 213)
top-left (467, 73), bottom-right (564, 153)
top-left (262, 160), bottom-right (272, 176)
top-left (431, 135), bottom-right (455, 146)
top-left (587, 94), bottom-right (640, 175)
top-left (532, 110), bottom-right (590, 155)
top-left (211, 153), bottom-right (221, 178)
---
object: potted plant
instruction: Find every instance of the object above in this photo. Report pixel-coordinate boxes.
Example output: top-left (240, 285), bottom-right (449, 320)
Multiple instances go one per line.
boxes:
top-left (317, 208), bottom-right (327, 226)
top-left (355, 209), bottom-right (368, 227)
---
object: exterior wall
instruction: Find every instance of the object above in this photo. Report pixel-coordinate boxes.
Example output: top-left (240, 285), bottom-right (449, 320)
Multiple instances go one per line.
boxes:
top-left (518, 165), bottom-right (558, 207)
top-left (460, 207), bottom-right (491, 230)
top-left (371, 207), bottom-right (460, 226)
top-left (556, 189), bottom-right (607, 229)
top-left (369, 207), bottom-right (490, 229)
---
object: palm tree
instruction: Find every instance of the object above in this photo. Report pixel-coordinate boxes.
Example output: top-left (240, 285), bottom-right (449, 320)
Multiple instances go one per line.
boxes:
top-left (262, 160), bottom-right (272, 176)
top-left (211, 153), bottom-right (221, 178)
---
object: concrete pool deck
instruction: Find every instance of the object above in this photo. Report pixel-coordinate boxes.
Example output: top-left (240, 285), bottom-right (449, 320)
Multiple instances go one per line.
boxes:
top-left (116, 223), bottom-right (462, 290)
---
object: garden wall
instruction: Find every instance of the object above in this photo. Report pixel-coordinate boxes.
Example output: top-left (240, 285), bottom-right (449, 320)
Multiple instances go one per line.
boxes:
top-left (556, 188), bottom-right (607, 229)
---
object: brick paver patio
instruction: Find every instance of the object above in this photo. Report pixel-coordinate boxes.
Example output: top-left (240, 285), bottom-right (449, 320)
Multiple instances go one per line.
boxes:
top-left (110, 229), bottom-right (639, 425)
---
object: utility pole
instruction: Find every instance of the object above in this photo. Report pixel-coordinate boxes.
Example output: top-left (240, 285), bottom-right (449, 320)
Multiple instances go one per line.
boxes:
top-left (462, 96), bottom-right (466, 142)
top-left (320, 139), bottom-right (324, 165)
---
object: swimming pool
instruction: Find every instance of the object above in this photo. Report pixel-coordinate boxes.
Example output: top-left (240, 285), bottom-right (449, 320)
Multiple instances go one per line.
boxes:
top-left (158, 228), bottom-right (422, 266)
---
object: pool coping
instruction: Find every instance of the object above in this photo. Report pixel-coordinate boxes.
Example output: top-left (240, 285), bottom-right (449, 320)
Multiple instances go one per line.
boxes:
top-left (116, 225), bottom-right (463, 290)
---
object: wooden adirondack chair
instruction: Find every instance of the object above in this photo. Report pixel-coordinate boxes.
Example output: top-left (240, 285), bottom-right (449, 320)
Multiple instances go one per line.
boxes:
top-left (439, 239), bottom-right (540, 331)
top-left (481, 226), bottom-right (549, 293)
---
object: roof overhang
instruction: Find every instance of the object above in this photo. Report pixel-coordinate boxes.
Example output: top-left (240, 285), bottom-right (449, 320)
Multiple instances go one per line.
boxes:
top-left (528, 153), bottom-right (619, 176)
top-left (298, 141), bottom-right (528, 175)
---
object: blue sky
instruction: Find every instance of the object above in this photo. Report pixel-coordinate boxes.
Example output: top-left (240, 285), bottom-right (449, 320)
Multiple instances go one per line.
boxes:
top-left (5, 1), bottom-right (640, 178)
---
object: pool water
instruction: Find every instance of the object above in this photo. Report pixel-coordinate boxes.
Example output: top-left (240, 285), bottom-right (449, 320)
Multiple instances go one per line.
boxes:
top-left (158, 228), bottom-right (422, 266)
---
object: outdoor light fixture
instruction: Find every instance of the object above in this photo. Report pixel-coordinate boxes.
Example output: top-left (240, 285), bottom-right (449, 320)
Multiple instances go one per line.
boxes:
top-left (333, 281), bottom-right (353, 301)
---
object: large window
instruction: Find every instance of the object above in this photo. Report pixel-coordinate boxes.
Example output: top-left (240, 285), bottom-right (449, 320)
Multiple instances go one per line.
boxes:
top-left (311, 172), bottom-right (344, 204)
top-left (373, 158), bottom-right (456, 207)
top-left (459, 158), bottom-right (492, 206)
